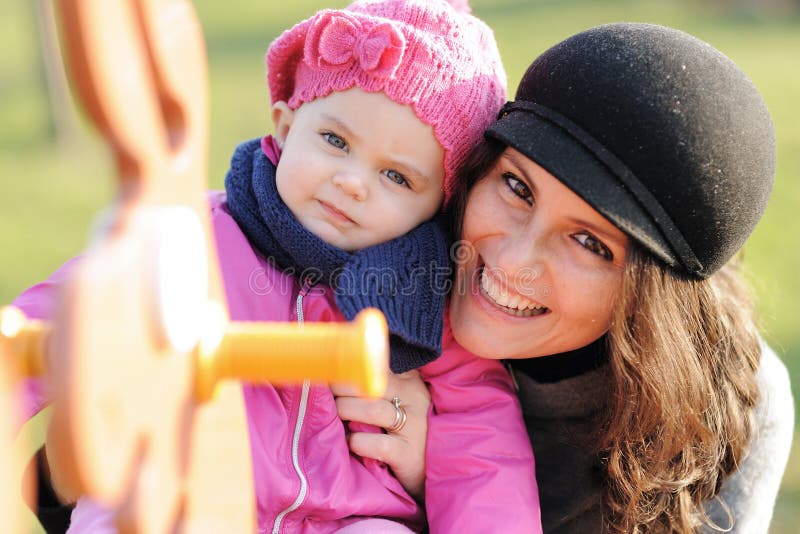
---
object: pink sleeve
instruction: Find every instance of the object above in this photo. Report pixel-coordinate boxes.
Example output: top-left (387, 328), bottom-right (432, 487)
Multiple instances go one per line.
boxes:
top-left (10, 194), bottom-right (228, 428)
top-left (420, 345), bottom-right (542, 534)
top-left (11, 256), bottom-right (82, 427)
top-left (67, 497), bottom-right (117, 533)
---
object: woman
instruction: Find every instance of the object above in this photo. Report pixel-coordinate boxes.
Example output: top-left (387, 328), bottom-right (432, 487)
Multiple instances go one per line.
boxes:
top-left (336, 23), bottom-right (794, 533)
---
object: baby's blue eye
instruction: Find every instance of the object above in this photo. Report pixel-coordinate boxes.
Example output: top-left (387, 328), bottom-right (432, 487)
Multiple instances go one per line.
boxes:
top-left (384, 169), bottom-right (409, 188)
top-left (323, 132), bottom-right (347, 150)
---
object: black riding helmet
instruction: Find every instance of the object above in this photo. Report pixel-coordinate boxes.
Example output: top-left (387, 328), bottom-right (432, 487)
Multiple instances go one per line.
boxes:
top-left (487, 23), bottom-right (775, 278)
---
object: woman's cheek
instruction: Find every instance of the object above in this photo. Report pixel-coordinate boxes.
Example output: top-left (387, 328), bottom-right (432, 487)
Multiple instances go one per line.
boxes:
top-left (462, 185), bottom-right (499, 243)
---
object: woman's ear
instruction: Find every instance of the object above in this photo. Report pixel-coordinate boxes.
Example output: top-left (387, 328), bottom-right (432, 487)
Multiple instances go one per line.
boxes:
top-left (271, 101), bottom-right (295, 148)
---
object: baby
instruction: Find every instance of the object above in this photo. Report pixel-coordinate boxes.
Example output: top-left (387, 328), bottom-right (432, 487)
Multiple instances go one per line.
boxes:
top-left (226, 0), bottom-right (542, 531)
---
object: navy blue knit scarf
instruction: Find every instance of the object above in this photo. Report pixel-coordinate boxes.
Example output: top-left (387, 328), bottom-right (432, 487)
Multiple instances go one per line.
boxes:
top-left (224, 138), bottom-right (449, 372)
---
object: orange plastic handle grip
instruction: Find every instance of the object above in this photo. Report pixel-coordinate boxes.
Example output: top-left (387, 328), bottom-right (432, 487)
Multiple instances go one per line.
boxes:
top-left (0, 306), bottom-right (49, 378)
top-left (1, 305), bottom-right (389, 398)
top-left (195, 308), bottom-right (389, 400)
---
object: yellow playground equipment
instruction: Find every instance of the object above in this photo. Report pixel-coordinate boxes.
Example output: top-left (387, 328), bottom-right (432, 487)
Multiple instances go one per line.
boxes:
top-left (0, 1), bottom-right (390, 531)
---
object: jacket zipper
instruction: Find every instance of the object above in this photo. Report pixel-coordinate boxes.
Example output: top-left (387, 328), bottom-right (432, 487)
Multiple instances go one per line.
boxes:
top-left (271, 278), bottom-right (314, 534)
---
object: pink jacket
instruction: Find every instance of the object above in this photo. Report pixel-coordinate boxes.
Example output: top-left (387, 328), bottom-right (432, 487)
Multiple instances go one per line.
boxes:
top-left (15, 197), bottom-right (541, 534)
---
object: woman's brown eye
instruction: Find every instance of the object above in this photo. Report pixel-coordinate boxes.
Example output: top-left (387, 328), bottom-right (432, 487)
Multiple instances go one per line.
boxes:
top-left (503, 173), bottom-right (532, 203)
top-left (574, 232), bottom-right (613, 260)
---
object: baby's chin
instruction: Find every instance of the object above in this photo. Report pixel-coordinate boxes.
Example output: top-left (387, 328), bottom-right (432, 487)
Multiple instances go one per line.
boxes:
top-left (311, 223), bottom-right (409, 253)
top-left (307, 223), bottom-right (372, 253)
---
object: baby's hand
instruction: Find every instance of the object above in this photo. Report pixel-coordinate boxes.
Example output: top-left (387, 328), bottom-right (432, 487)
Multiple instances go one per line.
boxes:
top-left (332, 371), bottom-right (430, 501)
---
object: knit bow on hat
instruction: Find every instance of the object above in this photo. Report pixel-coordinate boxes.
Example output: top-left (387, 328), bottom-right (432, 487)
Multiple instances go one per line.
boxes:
top-left (305, 11), bottom-right (405, 79)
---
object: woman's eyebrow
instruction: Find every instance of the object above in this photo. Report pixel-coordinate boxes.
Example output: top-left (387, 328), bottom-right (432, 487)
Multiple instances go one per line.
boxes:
top-left (500, 151), bottom-right (537, 191)
top-left (501, 151), bottom-right (627, 250)
top-left (569, 216), bottom-right (630, 265)
top-left (569, 216), bottom-right (623, 243)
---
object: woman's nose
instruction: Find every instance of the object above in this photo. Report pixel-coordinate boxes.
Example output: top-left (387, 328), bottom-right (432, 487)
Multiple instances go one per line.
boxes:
top-left (332, 171), bottom-right (368, 201)
top-left (493, 225), bottom-right (551, 290)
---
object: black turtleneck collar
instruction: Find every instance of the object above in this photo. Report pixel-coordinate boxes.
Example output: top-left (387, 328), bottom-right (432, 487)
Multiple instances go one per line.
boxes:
top-left (507, 336), bottom-right (608, 383)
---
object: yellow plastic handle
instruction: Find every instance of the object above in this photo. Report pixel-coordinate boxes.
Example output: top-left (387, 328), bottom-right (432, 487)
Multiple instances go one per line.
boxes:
top-left (1, 305), bottom-right (390, 399)
top-left (195, 308), bottom-right (389, 400)
top-left (0, 307), bottom-right (49, 378)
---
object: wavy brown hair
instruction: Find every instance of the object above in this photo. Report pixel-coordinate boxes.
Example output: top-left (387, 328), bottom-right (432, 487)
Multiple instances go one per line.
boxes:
top-left (600, 247), bottom-right (761, 533)
top-left (450, 140), bottom-right (762, 532)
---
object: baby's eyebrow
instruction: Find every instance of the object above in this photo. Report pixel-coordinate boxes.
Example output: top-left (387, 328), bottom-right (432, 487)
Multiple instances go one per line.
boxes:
top-left (320, 113), bottom-right (360, 143)
top-left (390, 157), bottom-right (432, 186)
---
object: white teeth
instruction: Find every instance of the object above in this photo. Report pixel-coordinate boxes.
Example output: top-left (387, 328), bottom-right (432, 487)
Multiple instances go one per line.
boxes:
top-left (479, 269), bottom-right (546, 315)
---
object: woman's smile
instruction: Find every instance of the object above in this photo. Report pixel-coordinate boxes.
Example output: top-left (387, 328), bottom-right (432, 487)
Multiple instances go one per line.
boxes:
top-left (477, 264), bottom-right (549, 318)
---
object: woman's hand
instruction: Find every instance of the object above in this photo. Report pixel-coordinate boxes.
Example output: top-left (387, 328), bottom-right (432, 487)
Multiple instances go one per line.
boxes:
top-left (332, 371), bottom-right (430, 500)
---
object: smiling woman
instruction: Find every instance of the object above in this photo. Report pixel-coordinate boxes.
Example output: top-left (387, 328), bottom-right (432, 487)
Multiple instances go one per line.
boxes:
top-left (342, 22), bottom-right (794, 534)
top-left (448, 134), bottom-right (784, 532)
top-left (446, 23), bottom-right (792, 532)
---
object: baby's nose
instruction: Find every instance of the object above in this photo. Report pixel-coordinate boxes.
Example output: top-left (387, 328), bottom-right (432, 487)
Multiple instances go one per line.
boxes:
top-left (332, 171), bottom-right (368, 201)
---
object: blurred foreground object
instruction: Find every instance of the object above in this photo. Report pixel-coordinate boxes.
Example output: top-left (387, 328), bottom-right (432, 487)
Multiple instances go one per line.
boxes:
top-left (0, 0), bottom-right (389, 532)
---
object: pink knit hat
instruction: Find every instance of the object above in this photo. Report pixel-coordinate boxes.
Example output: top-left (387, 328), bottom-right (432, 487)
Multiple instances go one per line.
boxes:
top-left (267, 0), bottom-right (506, 199)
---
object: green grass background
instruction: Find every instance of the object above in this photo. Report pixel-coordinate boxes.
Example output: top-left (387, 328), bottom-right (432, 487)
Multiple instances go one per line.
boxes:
top-left (1, 0), bottom-right (798, 531)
